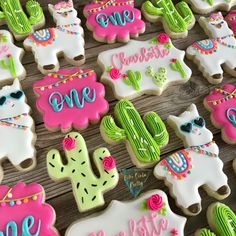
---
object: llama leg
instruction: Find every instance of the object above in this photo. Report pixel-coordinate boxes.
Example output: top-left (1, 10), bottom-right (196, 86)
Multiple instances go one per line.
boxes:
top-left (223, 59), bottom-right (236, 77)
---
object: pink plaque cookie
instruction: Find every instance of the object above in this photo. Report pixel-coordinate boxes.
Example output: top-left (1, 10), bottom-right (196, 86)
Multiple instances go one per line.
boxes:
top-left (33, 67), bottom-right (109, 132)
top-left (83, 0), bottom-right (146, 43)
top-left (226, 10), bottom-right (236, 36)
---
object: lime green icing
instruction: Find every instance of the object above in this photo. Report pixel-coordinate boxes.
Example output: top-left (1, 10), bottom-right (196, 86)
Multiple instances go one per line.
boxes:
top-left (124, 70), bottom-right (142, 91)
top-left (0, 0), bottom-right (44, 36)
top-left (101, 100), bottom-right (169, 165)
top-left (143, 0), bottom-right (194, 34)
top-left (170, 59), bottom-right (188, 79)
top-left (198, 229), bottom-right (216, 236)
top-left (47, 132), bottom-right (119, 212)
top-left (0, 55), bottom-right (17, 77)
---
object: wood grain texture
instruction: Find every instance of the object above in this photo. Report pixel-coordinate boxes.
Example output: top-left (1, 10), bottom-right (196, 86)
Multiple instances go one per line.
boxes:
top-left (1, 0), bottom-right (236, 235)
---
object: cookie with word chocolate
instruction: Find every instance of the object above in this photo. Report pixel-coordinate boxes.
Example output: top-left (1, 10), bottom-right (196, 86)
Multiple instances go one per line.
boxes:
top-left (154, 104), bottom-right (230, 216)
top-left (83, 0), bottom-right (145, 43)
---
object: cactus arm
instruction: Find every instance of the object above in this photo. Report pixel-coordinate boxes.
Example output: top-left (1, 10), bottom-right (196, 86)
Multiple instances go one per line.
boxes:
top-left (143, 1), bottom-right (163, 16)
top-left (26, 0), bottom-right (44, 26)
top-left (197, 229), bottom-right (216, 236)
top-left (0, 60), bottom-right (8, 69)
top-left (0, 11), bottom-right (5, 20)
top-left (144, 112), bottom-right (169, 148)
top-left (170, 59), bottom-right (188, 79)
top-left (123, 70), bottom-right (142, 91)
top-left (175, 2), bottom-right (195, 27)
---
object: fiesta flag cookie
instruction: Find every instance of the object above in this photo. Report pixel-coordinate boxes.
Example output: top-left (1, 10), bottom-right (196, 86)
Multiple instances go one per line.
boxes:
top-left (100, 100), bottom-right (169, 168)
top-left (0, 182), bottom-right (59, 236)
top-left (204, 84), bottom-right (236, 145)
top-left (186, 12), bottom-right (236, 84)
top-left (0, 79), bottom-right (36, 183)
top-left (65, 189), bottom-right (187, 236)
top-left (98, 33), bottom-right (191, 100)
top-left (24, 0), bottom-right (85, 74)
top-left (33, 67), bottom-right (109, 133)
top-left (154, 104), bottom-right (230, 216)
top-left (83, 0), bottom-right (145, 43)
top-left (142, 0), bottom-right (195, 39)
top-left (226, 10), bottom-right (236, 36)
top-left (47, 132), bottom-right (119, 212)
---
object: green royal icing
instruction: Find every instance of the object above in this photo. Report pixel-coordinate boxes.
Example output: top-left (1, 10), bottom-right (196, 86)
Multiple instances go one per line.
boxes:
top-left (123, 70), bottom-right (142, 91)
top-left (47, 132), bottom-right (119, 212)
top-left (0, 55), bottom-right (17, 77)
top-left (146, 66), bottom-right (167, 87)
top-left (143, 0), bottom-right (194, 34)
top-left (170, 58), bottom-right (188, 79)
top-left (101, 100), bottom-right (169, 166)
top-left (198, 229), bottom-right (216, 236)
top-left (0, 0), bottom-right (44, 36)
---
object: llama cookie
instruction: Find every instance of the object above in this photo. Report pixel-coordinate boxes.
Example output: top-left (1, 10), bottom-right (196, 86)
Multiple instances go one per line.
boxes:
top-left (24, 0), bottom-right (85, 74)
top-left (0, 0), bottom-right (45, 41)
top-left (186, 12), bottom-right (236, 84)
top-left (83, 0), bottom-right (145, 43)
top-left (47, 132), bottom-right (119, 212)
top-left (33, 67), bottom-right (109, 133)
top-left (66, 189), bottom-right (187, 236)
top-left (226, 10), bottom-right (236, 36)
top-left (98, 33), bottom-right (192, 100)
top-left (0, 182), bottom-right (59, 236)
top-left (100, 100), bottom-right (169, 168)
top-left (142, 0), bottom-right (195, 39)
top-left (0, 30), bottom-right (26, 84)
top-left (204, 84), bottom-right (236, 144)
top-left (0, 79), bottom-right (36, 183)
top-left (154, 104), bottom-right (230, 216)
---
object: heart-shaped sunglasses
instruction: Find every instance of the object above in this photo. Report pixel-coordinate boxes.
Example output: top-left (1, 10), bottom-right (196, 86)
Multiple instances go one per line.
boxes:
top-left (0, 91), bottom-right (23, 106)
top-left (180, 116), bottom-right (205, 133)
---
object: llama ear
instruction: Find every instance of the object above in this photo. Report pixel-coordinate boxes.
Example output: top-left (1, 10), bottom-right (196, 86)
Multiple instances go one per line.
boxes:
top-left (12, 79), bottom-right (21, 90)
top-left (167, 115), bottom-right (181, 127)
top-left (68, 0), bottom-right (74, 7)
top-left (198, 16), bottom-right (207, 27)
top-left (187, 104), bottom-right (199, 117)
top-left (48, 4), bottom-right (54, 13)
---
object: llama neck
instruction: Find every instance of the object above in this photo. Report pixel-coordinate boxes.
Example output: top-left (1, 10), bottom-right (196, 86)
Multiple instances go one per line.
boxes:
top-left (56, 17), bottom-right (80, 27)
top-left (219, 35), bottom-right (236, 46)
top-left (190, 141), bottom-right (219, 157)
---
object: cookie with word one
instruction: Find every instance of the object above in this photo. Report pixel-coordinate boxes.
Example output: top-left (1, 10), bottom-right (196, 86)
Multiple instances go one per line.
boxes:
top-left (0, 30), bottom-right (26, 84)
top-left (33, 67), bottom-right (109, 133)
top-left (66, 189), bottom-right (187, 236)
top-left (0, 182), bottom-right (59, 236)
top-left (204, 84), bottom-right (236, 144)
top-left (83, 0), bottom-right (145, 43)
top-left (154, 104), bottom-right (230, 216)
top-left (100, 100), bottom-right (169, 168)
top-left (98, 33), bottom-right (192, 100)
top-left (142, 0), bottom-right (195, 39)
top-left (186, 12), bottom-right (236, 84)
top-left (226, 10), bottom-right (236, 36)
top-left (47, 132), bottom-right (119, 212)
top-left (24, 0), bottom-right (85, 74)
top-left (0, 79), bottom-right (36, 183)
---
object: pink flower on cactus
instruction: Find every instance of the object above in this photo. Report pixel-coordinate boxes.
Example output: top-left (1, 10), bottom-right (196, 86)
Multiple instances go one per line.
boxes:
top-left (171, 58), bottom-right (177, 63)
top-left (171, 229), bottom-right (178, 235)
top-left (110, 68), bottom-right (121, 80)
top-left (102, 156), bottom-right (116, 171)
top-left (157, 33), bottom-right (170, 44)
top-left (63, 136), bottom-right (76, 151)
top-left (6, 54), bottom-right (12, 58)
top-left (147, 194), bottom-right (163, 211)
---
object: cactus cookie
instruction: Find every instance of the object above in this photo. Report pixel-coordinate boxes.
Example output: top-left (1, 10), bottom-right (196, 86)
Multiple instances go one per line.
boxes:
top-left (47, 132), bottom-right (119, 212)
top-left (100, 100), bottom-right (169, 168)
top-left (66, 189), bottom-right (187, 236)
top-left (98, 33), bottom-right (191, 100)
top-left (0, 0), bottom-right (45, 41)
top-left (142, 0), bottom-right (195, 39)
top-left (0, 182), bottom-right (59, 236)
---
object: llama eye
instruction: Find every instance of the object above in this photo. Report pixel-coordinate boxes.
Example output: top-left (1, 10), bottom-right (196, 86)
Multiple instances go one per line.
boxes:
top-left (10, 91), bottom-right (23, 99)
top-left (193, 117), bottom-right (205, 127)
top-left (0, 96), bottom-right (6, 106)
top-left (180, 123), bottom-right (192, 133)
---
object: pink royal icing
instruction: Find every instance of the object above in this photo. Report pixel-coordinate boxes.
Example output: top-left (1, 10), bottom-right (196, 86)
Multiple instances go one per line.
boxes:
top-left (147, 194), bottom-right (164, 211)
top-left (0, 182), bottom-right (58, 236)
top-left (102, 156), bottom-right (116, 171)
top-left (83, 0), bottom-right (145, 42)
top-left (226, 10), bottom-right (236, 35)
top-left (33, 67), bottom-right (109, 131)
top-left (63, 136), bottom-right (76, 150)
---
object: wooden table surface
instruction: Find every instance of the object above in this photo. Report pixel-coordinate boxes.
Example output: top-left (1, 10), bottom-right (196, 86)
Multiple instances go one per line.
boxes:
top-left (2, 0), bottom-right (236, 235)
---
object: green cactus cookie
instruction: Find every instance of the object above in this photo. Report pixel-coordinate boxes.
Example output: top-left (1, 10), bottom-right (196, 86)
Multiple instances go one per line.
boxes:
top-left (47, 132), bottom-right (119, 212)
top-left (196, 229), bottom-right (216, 236)
top-left (100, 100), bottom-right (169, 168)
top-left (0, 0), bottom-right (45, 40)
top-left (142, 0), bottom-right (195, 38)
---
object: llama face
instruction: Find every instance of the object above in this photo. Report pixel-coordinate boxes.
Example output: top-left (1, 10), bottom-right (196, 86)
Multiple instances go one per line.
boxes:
top-left (168, 104), bottom-right (213, 147)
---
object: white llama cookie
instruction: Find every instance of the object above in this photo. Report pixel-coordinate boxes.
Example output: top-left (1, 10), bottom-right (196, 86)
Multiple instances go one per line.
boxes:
top-left (185, 0), bottom-right (236, 14)
top-left (154, 104), bottom-right (230, 216)
top-left (0, 30), bottom-right (26, 84)
top-left (0, 79), bottom-right (36, 183)
top-left (24, 0), bottom-right (85, 75)
top-left (186, 12), bottom-right (236, 84)
top-left (66, 189), bottom-right (187, 236)
top-left (98, 33), bottom-right (191, 100)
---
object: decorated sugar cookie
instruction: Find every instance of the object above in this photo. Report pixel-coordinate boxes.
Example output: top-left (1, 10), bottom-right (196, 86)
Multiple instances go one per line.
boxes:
top-left (66, 189), bottom-right (187, 236)
top-left (98, 33), bottom-right (192, 100)
top-left (0, 0), bottom-right (45, 41)
top-left (100, 100), bottom-right (169, 168)
top-left (154, 104), bottom-right (230, 216)
top-left (234, 159), bottom-right (236, 173)
top-left (83, 0), bottom-right (145, 43)
top-left (0, 79), bottom-right (36, 183)
top-left (33, 67), bottom-right (109, 133)
top-left (24, 0), bottom-right (85, 74)
top-left (47, 132), bottom-right (119, 212)
top-left (0, 30), bottom-right (26, 84)
top-left (226, 10), bottom-right (236, 36)
top-left (186, 12), bottom-right (236, 84)
top-left (0, 182), bottom-right (59, 236)
top-left (204, 84), bottom-right (236, 144)
top-left (142, 0), bottom-right (195, 39)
